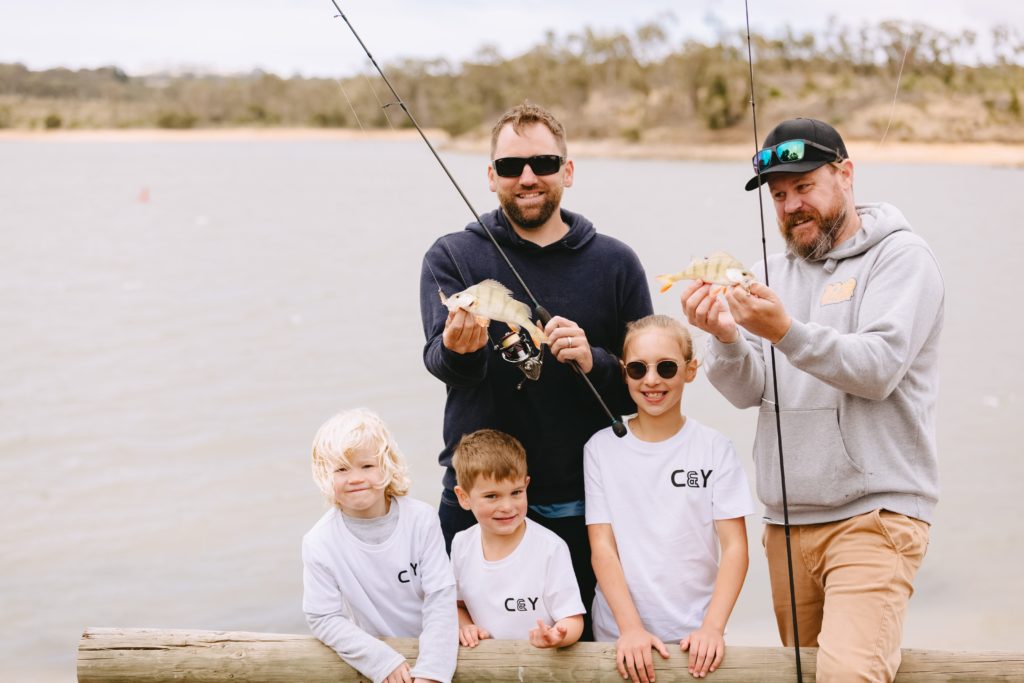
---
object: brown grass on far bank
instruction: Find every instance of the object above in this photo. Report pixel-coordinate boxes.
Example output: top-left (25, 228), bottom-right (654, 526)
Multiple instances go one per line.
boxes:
top-left (2, 127), bottom-right (1023, 167)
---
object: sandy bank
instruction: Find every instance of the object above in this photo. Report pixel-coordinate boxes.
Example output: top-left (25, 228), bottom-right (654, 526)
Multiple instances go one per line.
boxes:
top-left (459, 137), bottom-right (1024, 167)
top-left (2, 128), bottom-right (1023, 167)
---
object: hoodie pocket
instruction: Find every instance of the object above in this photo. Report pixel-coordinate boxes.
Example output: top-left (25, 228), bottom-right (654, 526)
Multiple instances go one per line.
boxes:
top-left (755, 407), bottom-right (865, 510)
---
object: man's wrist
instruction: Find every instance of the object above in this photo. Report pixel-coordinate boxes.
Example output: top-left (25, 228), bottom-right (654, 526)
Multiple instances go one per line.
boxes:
top-left (769, 317), bottom-right (793, 345)
top-left (716, 330), bottom-right (739, 344)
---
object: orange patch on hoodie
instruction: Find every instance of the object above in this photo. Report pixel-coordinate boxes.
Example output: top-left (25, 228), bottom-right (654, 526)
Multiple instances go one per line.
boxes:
top-left (821, 278), bottom-right (856, 306)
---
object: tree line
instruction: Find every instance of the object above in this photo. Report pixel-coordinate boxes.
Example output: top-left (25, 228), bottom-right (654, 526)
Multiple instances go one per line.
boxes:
top-left (1, 19), bottom-right (1021, 142)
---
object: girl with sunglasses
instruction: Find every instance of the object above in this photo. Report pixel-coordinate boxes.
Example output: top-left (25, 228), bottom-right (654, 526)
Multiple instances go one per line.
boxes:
top-left (584, 314), bottom-right (753, 681)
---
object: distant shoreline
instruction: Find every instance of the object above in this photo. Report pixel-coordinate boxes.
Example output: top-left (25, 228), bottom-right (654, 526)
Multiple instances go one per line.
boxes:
top-left (2, 128), bottom-right (1023, 166)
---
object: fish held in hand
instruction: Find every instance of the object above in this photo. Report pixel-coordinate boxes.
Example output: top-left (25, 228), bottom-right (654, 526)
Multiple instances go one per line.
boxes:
top-left (440, 279), bottom-right (549, 346)
top-left (656, 251), bottom-right (755, 293)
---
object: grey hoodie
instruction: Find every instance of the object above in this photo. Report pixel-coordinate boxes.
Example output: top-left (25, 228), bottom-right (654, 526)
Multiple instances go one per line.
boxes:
top-left (706, 203), bottom-right (944, 525)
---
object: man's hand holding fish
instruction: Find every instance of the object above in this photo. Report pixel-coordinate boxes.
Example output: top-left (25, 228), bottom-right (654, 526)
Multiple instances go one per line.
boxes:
top-left (440, 280), bottom-right (549, 350)
top-left (443, 308), bottom-right (489, 354)
top-left (722, 282), bottom-right (792, 345)
top-left (680, 281), bottom-right (740, 344)
top-left (544, 315), bottom-right (593, 374)
top-left (682, 280), bottom-right (792, 346)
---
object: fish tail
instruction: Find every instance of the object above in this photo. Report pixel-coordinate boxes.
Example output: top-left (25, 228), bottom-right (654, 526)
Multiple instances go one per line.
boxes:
top-left (656, 274), bottom-right (675, 293)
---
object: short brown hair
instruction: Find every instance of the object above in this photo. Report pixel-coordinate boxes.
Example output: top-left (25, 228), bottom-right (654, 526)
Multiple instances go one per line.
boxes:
top-left (452, 429), bottom-right (527, 491)
top-left (490, 102), bottom-right (567, 159)
top-left (622, 314), bottom-right (695, 362)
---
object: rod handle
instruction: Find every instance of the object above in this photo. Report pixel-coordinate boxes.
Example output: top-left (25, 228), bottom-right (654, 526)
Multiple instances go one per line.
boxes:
top-left (535, 307), bottom-right (626, 438)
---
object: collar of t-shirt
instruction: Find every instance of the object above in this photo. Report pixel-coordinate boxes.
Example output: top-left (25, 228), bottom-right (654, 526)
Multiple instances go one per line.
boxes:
top-left (341, 497), bottom-right (400, 545)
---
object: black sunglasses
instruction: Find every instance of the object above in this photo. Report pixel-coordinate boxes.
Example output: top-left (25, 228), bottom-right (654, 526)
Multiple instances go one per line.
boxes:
top-left (624, 360), bottom-right (679, 381)
top-left (492, 155), bottom-right (565, 178)
top-left (752, 138), bottom-right (842, 173)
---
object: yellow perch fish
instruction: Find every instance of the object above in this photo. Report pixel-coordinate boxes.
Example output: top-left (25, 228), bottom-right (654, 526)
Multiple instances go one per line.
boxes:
top-left (440, 279), bottom-right (549, 346)
top-left (656, 251), bottom-right (755, 293)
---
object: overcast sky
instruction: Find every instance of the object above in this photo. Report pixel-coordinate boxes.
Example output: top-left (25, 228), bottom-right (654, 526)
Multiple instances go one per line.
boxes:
top-left (1, 0), bottom-right (1021, 77)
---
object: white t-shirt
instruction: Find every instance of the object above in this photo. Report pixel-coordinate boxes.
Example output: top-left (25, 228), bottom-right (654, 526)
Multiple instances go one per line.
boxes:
top-left (451, 519), bottom-right (585, 640)
top-left (584, 418), bottom-right (755, 642)
top-left (302, 495), bottom-right (455, 637)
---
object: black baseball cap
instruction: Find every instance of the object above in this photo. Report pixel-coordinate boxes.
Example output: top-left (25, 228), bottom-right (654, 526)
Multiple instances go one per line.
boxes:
top-left (744, 117), bottom-right (848, 191)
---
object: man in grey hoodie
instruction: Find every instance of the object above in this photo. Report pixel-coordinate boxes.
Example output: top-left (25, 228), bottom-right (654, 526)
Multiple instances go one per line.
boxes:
top-left (681, 118), bottom-right (943, 682)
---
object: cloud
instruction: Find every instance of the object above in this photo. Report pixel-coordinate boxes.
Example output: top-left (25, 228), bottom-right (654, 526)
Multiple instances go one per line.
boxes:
top-left (0, 0), bottom-right (1020, 76)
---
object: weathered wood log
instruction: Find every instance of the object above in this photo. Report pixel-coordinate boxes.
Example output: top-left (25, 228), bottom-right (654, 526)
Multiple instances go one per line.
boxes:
top-left (77, 627), bottom-right (1024, 682)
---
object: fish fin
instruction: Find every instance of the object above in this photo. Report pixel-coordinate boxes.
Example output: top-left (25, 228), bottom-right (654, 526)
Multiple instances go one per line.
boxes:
top-left (474, 315), bottom-right (490, 327)
top-left (707, 251), bottom-right (746, 274)
top-left (524, 320), bottom-right (549, 346)
top-left (475, 279), bottom-right (514, 297)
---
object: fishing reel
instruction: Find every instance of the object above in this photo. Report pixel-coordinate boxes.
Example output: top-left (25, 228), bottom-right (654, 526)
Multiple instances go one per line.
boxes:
top-left (496, 328), bottom-right (543, 389)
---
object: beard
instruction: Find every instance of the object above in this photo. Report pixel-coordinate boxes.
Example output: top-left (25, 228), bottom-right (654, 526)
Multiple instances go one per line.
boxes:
top-left (498, 184), bottom-right (563, 230)
top-left (781, 196), bottom-right (848, 260)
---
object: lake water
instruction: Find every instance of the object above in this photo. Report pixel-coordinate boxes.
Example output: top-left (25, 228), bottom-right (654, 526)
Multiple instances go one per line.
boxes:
top-left (2, 138), bottom-right (1022, 680)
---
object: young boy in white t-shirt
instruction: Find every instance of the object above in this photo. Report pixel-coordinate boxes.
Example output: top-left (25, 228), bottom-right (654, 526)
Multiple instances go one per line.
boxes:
top-left (450, 429), bottom-right (585, 649)
top-left (586, 315), bottom-right (754, 680)
top-left (301, 408), bottom-right (457, 683)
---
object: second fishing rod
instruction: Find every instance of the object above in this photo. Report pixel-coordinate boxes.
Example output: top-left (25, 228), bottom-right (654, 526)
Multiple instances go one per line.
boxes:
top-left (744, 1), bottom-right (802, 681)
top-left (331, 0), bottom-right (628, 438)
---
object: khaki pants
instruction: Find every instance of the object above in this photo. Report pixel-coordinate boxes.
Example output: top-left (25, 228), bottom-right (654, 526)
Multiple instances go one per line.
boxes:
top-left (764, 510), bottom-right (929, 683)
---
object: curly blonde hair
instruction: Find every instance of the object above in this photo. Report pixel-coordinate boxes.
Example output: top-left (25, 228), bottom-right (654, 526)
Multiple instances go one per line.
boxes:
top-left (311, 408), bottom-right (411, 507)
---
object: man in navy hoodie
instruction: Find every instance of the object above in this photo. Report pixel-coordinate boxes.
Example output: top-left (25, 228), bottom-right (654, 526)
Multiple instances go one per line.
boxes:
top-left (419, 103), bottom-right (652, 629)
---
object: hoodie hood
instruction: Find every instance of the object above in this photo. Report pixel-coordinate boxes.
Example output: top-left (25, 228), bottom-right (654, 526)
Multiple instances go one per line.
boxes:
top-left (466, 208), bottom-right (597, 251)
top-left (792, 202), bottom-right (911, 273)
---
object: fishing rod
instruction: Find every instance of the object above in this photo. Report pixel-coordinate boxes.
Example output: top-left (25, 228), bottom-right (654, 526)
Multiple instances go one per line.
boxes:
top-left (330, 1), bottom-right (627, 438)
top-left (743, 2), bottom-right (803, 681)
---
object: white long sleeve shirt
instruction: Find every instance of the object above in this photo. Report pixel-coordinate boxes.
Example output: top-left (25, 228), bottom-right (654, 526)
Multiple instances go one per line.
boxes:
top-left (302, 495), bottom-right (457, 683)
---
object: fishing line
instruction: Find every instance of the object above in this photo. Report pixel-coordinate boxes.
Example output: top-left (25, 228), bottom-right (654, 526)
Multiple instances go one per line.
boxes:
top-left (334, 77), bottom-right (366, 132)
top-left (880, 40), bottom-right (912, 144)
top-left (359, 63), bottom-right (398, 130)
top-left (329, 1), bottom-right (626, 436)
top-left (334, 42), bottom-right (484, 341)
top-left (743, 3), bottom-right (803, 681)
top-left (340, 84), bottom-right (498, 355)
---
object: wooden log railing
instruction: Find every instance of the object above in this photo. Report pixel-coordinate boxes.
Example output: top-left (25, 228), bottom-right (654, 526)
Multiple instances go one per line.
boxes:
top-left (78, 627), bottom-right (1024, 682)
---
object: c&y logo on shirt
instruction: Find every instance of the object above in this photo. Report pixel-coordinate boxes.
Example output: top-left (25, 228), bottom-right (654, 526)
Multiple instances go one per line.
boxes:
top-left (671, 469), bottom-right (712, 488)
top-left (504, 597), bottom-right (540, 611)
top-left (397, 562), bottom-right (418, 583)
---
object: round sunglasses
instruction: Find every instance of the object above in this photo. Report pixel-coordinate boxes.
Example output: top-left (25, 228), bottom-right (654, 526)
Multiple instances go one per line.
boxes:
top-left (623, 359), bottom-right (679, 381)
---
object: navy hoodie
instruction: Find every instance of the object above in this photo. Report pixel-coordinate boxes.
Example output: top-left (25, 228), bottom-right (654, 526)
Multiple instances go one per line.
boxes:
top-left (419, 208), bottom-right (653, 505)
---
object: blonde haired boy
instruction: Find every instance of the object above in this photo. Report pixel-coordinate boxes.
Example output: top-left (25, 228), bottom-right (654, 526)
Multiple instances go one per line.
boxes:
top-left (303, 408), bottom-right (457, 683)
top-left (451, 429), bottom-right (585, 649)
